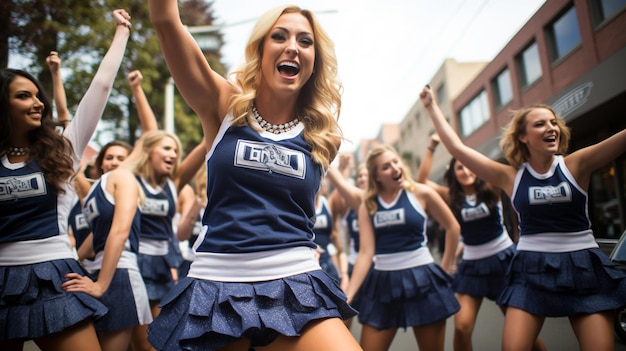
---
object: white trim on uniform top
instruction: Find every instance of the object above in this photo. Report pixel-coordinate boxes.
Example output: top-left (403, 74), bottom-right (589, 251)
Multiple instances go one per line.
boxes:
top-left (187, 246), bottom-right (321, 282)
top-left (0, 235), bottom-right (75, 266)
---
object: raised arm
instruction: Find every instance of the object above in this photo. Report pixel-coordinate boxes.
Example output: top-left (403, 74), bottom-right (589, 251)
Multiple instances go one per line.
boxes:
top-left (420, 86), bottom-right (517, 195)
top-left (64, 9), bottom-right (131, 168)
top-left (326, 167), bottom-right (363, 212)
top-left (147, 0), bottom-right (236, 143)
top-left (175, 139), bottom-right (207, 194)
top-left (416, 133), bottom-right (450, 202)
top-left (566, 128), bottom-right (626, 189)
top-left (46, 51), bottom-right (69, 127)
top-left (128, 70), bottom-right (159, 134)
top-left (123, 70), bottom-right (160, 166)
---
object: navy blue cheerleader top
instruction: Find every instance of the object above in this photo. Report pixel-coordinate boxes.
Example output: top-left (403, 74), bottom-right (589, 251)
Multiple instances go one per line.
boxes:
top-left (370, 189), bottom-right (428, 255)
top-left (196, 116), bottom-right (321, 254)
top-left (512, 155), bottom-right (591, 236)
top-left (313, 195), bottom-right (333, 251)
top-left (0, 158), bottom-right (60, 243)
top-left (136, 175), bottom-right (177, 241)
top-left (456, 196), bottom-right (505, 245)
top-left (83, 173), bottom-right (140, 254)
top-left (344, 209), bottom-right (360, 252)
top-left (69, 196), bottom-right (92, 249)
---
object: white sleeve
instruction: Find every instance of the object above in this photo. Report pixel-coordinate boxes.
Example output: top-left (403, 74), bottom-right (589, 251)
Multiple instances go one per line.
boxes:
top-left (63, 28), bottom-right (130, 170)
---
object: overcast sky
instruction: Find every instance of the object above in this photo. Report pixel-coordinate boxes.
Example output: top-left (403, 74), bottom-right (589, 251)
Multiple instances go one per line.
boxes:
top-left (210, 0), bottom-right (546, 151)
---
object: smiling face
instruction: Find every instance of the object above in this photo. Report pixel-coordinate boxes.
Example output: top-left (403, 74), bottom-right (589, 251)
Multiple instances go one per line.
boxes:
top-left (259, 12), bottom-right (315, 98)
top-left (100, 145), bottom-right (130, 174)
top-left (150, 136), bottom-right (179, 178)
top-left (373, 150), bottom-right (405, 192)
top-left (452, 160), bottom-right (477, 189)
top-left (8, 76), bottom-right (44, 135)
top-left (518, 107), bottom-right (560, 157)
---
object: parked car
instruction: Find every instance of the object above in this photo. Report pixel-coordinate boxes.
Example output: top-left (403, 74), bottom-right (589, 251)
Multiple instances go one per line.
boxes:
top-left (610, 230), bottom-right (626, 343)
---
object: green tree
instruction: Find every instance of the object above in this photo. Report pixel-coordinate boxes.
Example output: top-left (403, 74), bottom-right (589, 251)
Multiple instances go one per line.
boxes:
top-left (4, 0), bottom-right (227, 152)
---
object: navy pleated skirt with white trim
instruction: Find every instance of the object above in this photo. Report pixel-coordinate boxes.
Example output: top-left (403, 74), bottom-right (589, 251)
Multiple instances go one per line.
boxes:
top-left (90, 268), bottom-right (152, 332)
top-left (357, 262), bottom-right (460, 330)
top-left (453, 245), bottom-right (515, 301)
top-left (0, 258), bottom-right (108, 340)
top-left (147, 269), bottom-right (357, 351)
top-left (497, 247), bottom-right (626, 316)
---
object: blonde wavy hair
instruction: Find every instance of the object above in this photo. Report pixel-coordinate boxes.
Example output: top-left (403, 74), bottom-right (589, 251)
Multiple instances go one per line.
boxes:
top-left (227, 5), bottom-right (343, 170)
top-left (133, 130), bottom-right (183, 186)
top-left (499, 104), bottom-right (570, 167)
top-left (363, 145), bottom-right (416, 215)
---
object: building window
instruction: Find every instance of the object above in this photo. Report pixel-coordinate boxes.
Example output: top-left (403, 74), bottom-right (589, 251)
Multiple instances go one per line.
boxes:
top-left (546, 6), bottom-right (581, 62)
top-left (415, 111), bottom-right (421, 129)
top-left (493, 68), bottom-right (513, 108)
top-left (516, 41), bottom-right (542, 88)
top-left (459, 90), bottom-right (489, 137)
top-left (437, 84), bottom-right (446, 105)
top-left (590, 0), bottom-right (626, 26)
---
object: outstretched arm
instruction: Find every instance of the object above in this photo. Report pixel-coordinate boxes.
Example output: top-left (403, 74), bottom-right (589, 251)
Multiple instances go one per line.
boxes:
top-left (147, 0), bottom-right (235, 144)
top-left (46, 51), bottom-right (69, 127)
top-left (566, 128), bottom-right (626, 189)
top-left (420, 86), bottom-right (516, 195)
top-left (64, 9), bottom-right (132, 169)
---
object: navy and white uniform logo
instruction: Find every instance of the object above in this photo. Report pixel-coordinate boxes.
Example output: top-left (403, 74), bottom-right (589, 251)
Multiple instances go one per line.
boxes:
top-left (235, 140), bottom-right (306, 179)
top-left (529, 182), bottom-right (572, 205)
top-left (0, 173), bottom-right (47, 200)
top-left (374, 208), bottom-right (405, 228)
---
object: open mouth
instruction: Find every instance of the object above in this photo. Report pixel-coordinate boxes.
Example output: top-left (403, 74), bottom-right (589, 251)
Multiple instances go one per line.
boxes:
top-left (543, 135), bottom-right (557, 143)
top-left (277, 61), bottom-right (300, 77)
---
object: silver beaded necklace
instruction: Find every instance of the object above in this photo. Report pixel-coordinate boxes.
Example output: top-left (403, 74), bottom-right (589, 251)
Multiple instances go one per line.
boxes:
top-left (252, 105), bottom-right (300, 134)
top-left (6, 146), bottom-right (29, 156)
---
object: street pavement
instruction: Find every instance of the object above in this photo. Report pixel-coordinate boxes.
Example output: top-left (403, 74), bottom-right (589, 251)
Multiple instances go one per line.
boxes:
top-left (349, 301), bottom-right (626, 350)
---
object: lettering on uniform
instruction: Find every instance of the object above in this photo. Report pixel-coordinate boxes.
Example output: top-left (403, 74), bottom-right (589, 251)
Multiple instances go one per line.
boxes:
top-left (351, 219), bottom-right (359, 232)
top-left (83, 197), bottom-right (101, 222)
top-left (529, 182), bottom-right (572, 205)
top-left (374, 209), bottom-right (405, 228)
top-left (140, 198), bottom-right (170, 216)
top-left (74, 213), bottom-right (90, 230)
top-left (0, 173), bottom-right (47, 201)
top-left (235, 140), bottom-right (306, 179)
top-left (461, 202), bottom-right (490, 222)
top-left (313, 214), bottom-right (328, 229)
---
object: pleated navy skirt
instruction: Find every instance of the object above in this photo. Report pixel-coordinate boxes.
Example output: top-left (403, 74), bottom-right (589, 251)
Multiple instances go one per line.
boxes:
top-left (357, 263), bottom-right (460, 330)
top-left (90, 268), bottom-right (152, 332)
top-left (137, 253), bottom-right (175, 301)
top-left (0, 259), bottom-right (108, 340)
top-left (497, 247), bottom-right (626, 316)
top-left (453, 245), bottom-right (515, 301)
top-left (147, 269), bottom-right (357, 351)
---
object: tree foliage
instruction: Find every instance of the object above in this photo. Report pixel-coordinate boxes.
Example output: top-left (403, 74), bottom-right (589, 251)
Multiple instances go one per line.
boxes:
top-left (3, 0), bottom-right (227, 153)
